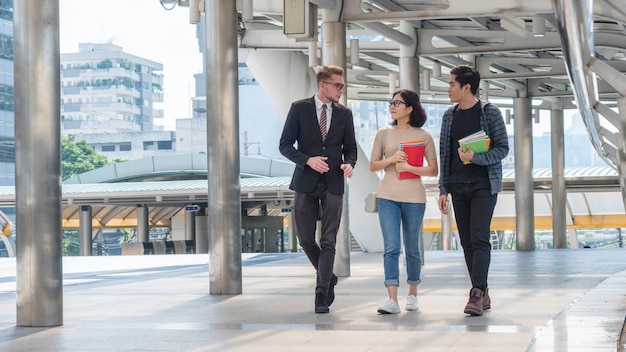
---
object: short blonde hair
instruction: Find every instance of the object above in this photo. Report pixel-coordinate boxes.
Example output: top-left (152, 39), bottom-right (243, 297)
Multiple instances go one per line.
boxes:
top-left (317, 65), bottom-right (344, 84)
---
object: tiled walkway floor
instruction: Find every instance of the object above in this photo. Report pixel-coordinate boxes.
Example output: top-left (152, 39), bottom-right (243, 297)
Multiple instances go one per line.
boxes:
top-left (1, 249), bottom-right (625, 351)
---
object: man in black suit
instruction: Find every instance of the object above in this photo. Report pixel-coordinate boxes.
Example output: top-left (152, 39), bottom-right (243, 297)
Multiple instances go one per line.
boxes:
top-left (279, 65), bottom-right (357, 313)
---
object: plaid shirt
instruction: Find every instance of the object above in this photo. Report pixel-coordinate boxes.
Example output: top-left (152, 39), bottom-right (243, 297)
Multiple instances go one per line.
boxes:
top-left (439, 101), bottom-right (509, 195)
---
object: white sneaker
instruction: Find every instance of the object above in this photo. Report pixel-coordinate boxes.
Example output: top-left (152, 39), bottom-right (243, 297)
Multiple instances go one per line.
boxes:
top-left (405, 295), bottom-right (419, 311)
top-left (377, 299), bottom-right (401, 314)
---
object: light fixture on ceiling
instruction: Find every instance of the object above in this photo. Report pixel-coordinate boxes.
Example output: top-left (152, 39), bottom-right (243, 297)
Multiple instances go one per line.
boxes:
top-left (500, 15), bottom-right (529, 39)
top-left (532, 15), bottom-right (546, 37)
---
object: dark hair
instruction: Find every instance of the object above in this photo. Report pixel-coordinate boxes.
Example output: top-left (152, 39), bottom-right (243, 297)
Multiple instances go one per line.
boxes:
top-left (317, 65), bottom-right (344, 84)
top-left (390, 89), bottom-right (427, 128)
top-left (450, 65), bottom-right (480, 96)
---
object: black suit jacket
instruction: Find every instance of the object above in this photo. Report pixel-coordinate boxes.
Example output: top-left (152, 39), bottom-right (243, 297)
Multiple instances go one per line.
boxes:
top-left (279, 97), bottom-right (357, 195)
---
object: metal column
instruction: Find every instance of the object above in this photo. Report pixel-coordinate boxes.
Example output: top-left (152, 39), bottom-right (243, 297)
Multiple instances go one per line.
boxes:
top-left (399, 56), bottom-right (419, 92)
top-left (513, 98), bottom-right (535, 251)
top-left (398, 21), bottom-right (423, 261)
top-left (288, 212), bottom-right (297, 252)
top-left (335, 183), bottom-right (351, 276)
top-left (137, 205), bottom-right (149, 243)
top-left (205, 0), bottom-right (242, 294)
top-left (322, 19), bottom-right (350, 277)
top-left (441, 197), bottom-right (454, 250)
top-left (14, 0), bottom-right (63, 327)
top-left (618, 97), bottom-right (626, 212)
top-left (79, 205), bottom-right (93, 256)
top-left (185, 209), bottom-right (196, 242)
top-left (398, 21), bottom-right (419, 92)
top-left (550, 100), bottom-right (567, 248)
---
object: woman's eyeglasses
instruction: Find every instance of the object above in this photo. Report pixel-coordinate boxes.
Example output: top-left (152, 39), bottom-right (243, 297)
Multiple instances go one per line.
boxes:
top-left (323, 81), bottom-right (347, 91)
top-left (389, 100), bottom-right (408, 107)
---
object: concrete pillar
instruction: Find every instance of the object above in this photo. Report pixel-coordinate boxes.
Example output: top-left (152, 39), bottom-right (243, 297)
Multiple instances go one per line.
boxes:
top-left (550, 100), bottom-right (567, 249)
top-left (321, 18), bottom-right (351, 277)
top-left (513, 97), bottom-right (535, 251)
top-left (137, 205), bottom-right (149, 243)
top-left (205, 0), bottom-right (242, 294)
top-left (79, 205), bottom-right (93, 256)
top-left (14, 0), bottom-right (63, 327)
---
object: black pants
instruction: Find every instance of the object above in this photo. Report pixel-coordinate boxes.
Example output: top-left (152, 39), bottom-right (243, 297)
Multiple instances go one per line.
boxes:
top-left (450, 180), bottom-right (497, 291)
top-left (293, 179), bottom-right (343, 295)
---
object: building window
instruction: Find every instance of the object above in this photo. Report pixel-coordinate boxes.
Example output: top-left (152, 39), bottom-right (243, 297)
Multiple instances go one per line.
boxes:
top-left (119, 144), bottom-right (131, 151)
top-left (157, 141), bottom-right (172, 150)
top-left (101, 145), bottom-right (115, 152)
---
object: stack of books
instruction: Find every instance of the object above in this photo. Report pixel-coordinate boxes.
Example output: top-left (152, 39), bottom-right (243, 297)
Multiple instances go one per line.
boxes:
top-left (398, 140), bottom-right (425, 179)
top-left (458, 130), bottom-right (490, 165)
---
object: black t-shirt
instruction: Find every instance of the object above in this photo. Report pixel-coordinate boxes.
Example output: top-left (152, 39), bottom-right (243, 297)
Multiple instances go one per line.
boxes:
top-left (449, 102), bottom-right (489, 184)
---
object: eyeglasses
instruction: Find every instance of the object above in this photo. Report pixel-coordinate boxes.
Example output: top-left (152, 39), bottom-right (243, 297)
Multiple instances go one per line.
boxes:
top-left (322, 81), bottom-right (346, 91)
top-left (389, 100), bottom-right (409, 107)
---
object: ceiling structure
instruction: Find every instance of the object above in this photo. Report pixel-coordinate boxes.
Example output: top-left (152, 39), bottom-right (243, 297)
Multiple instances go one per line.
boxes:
top-left (49, 0), bottom-right (621, 232)
top-left (226, 1), bottom-right (625, 99)
top-left (159, 0), bottom-right (626, 173)
top-left (225, 0), bottom-right (626, 170)
top-left (8, 0), bottom-right (617, 242)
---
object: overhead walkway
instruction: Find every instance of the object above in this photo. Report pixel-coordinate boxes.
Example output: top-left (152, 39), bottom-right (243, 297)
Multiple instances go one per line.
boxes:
top-left (1, 249), bottom-right (626, 351)
top-left (0, 154), bottom-right (623, 254)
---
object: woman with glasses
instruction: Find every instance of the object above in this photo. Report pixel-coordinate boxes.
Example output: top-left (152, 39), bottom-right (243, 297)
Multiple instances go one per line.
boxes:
top-left (369, 89), bottom-right (438, 314)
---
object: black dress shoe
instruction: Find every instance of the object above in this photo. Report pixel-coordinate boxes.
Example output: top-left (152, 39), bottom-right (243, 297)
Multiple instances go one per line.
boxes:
top-left (315, 292), bottom-right (329, 313)
top-left (327, 274), bottom-right (338, 306)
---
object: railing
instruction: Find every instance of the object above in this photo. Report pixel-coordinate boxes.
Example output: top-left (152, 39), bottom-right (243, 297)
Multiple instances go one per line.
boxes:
top-left (552, 0), bottom-right (626, 211)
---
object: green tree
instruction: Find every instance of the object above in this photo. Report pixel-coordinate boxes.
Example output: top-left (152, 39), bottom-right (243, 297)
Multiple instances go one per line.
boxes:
top-left (61, 135), bottom-right (109, 180)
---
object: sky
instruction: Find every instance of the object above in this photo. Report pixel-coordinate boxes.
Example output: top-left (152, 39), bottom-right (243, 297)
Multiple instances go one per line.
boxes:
top-left (59, 0), bottom-right (203, 130)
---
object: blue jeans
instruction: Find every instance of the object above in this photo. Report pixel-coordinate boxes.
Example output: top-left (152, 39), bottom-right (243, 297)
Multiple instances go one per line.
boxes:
top-left (378, 198), bottom-right (425, 287)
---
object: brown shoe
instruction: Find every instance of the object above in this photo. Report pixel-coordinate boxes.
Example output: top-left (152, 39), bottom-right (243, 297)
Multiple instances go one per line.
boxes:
top-left (483, 287), bottom-right (491, 310)
top-left (464, 288), bottom-right (484, 316)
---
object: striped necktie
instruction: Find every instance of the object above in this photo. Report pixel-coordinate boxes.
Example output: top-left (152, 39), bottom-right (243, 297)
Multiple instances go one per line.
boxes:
top-left (320, 104), bottom-right (327, 141)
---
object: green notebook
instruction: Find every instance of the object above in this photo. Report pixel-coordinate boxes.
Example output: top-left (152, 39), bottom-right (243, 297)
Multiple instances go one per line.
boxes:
top-left (459, 131), bottom-right (490, 164)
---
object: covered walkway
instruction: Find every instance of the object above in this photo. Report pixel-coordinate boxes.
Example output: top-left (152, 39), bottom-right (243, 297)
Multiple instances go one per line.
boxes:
top-left (8, 0), bottom-right (626, 332)
top-left (1, 249), bottom-right (626, 351)
top-left (0, 155), bottom-right (622, 254)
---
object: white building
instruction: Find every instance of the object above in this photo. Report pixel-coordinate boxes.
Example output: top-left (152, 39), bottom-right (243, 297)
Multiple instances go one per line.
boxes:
top-left (60, 42), bottom-right (174, 160)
